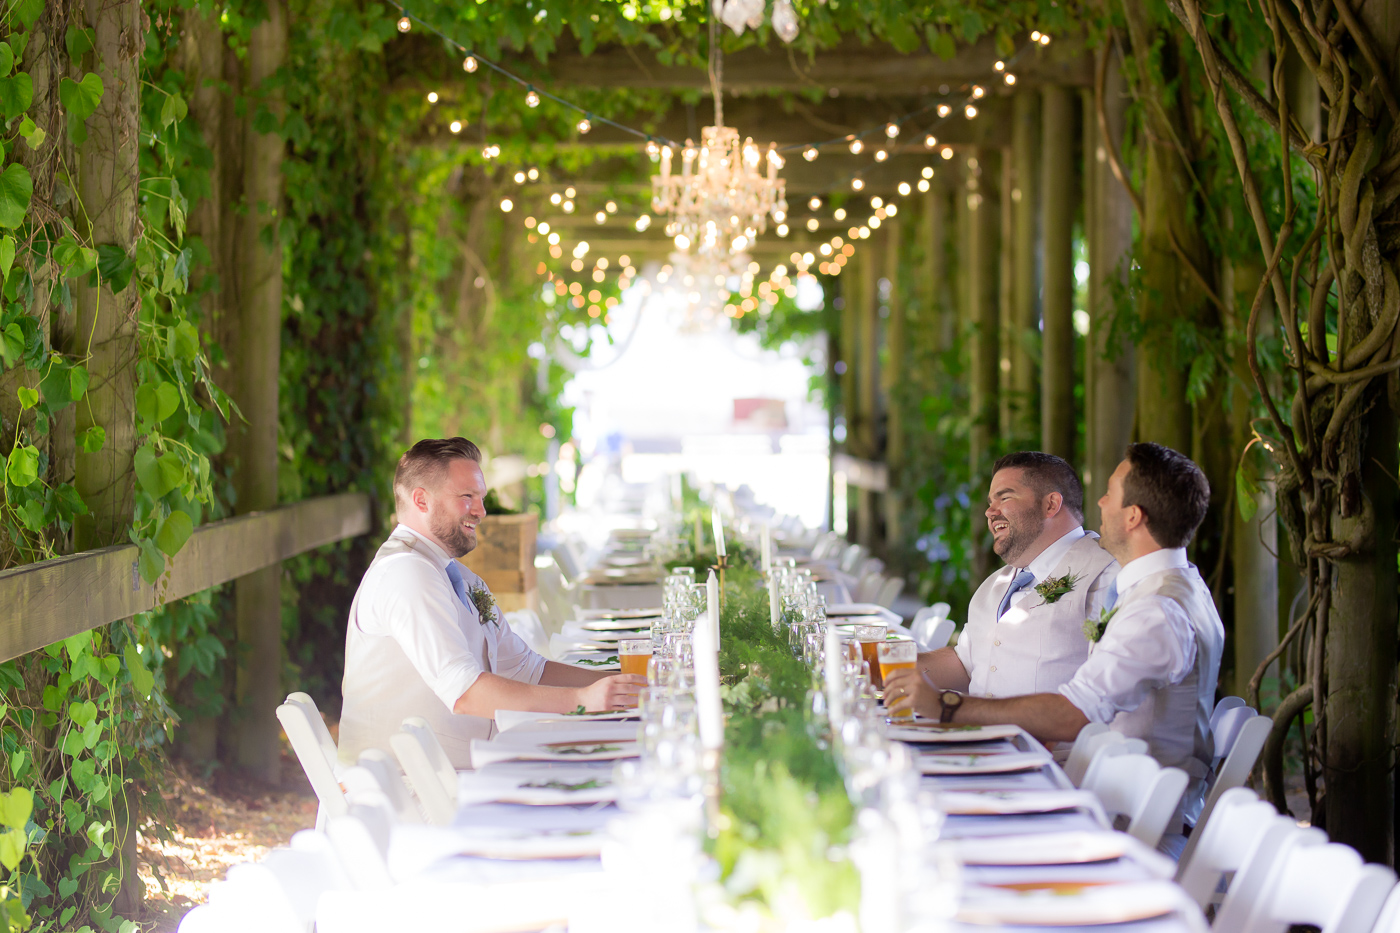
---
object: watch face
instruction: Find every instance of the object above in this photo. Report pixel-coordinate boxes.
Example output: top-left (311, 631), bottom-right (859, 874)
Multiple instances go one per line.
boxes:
top-left (943, 691), bottom-right (962, 707)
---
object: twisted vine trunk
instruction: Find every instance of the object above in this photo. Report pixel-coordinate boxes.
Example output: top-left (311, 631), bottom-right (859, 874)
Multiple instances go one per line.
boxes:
top-left (1174, 0), bottom-right (1400, 862)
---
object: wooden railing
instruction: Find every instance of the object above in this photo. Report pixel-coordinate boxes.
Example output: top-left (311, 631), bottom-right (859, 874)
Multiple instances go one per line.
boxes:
top-left (0, 493), bottom-right (373, 663)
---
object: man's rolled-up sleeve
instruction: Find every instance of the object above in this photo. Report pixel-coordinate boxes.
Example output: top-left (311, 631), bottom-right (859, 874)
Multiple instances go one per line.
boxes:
top-left (372, 557), bottom-right (484, 710)
top-left (1058, 595), bottom-right (1195, 723)
top-left (492, 623), bottom-right (548, 685)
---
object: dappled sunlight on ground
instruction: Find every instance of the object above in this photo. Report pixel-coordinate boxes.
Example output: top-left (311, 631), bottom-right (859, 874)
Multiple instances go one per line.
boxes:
top-left (136, 752), bottom-right (318, 932)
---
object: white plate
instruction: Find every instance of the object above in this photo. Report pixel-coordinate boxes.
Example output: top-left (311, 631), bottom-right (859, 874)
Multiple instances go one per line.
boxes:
top-left (450, 828), bottom-right (608, 859)
top-left (917, 751), bottom-right (1048, 775)
top-left (957, 880), bottom-right (1183, 926)
top-left (951, 831), bottom-right (1129, 866)
top-left (579, 607), bottom-right (663, 620)
top-left (826, 603), bottom-right (902, 625)
top-left (939, 790), bottom-right (1103, 816)
top-left (577, 619), bottom-right (655, 632)
top-left (886, 723), bottom-right (1022, 743)
top-left (495, 709), bottom-right (638, 730)
top-left (471, 739), bottom-right (639, 766)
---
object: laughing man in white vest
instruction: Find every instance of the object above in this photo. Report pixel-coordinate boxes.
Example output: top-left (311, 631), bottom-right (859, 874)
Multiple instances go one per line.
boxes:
top-left (914, 451), bottom-right (1118, 700)
top-left (338, 437), bottom-right (645, 769)
top-left (886, 443), bottom-right (1225, 843)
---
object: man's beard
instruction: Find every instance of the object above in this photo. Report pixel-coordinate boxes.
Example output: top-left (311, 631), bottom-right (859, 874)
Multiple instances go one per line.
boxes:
top-left (431, 511), bottom-right (477, 558)
top-left (992, 508), bottom-right (1041, 565)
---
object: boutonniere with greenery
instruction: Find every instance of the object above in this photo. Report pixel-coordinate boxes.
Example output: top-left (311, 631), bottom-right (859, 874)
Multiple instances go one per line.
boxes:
top-left (468, 585), bottom-right (500, 626)
top-left (1034, 572), bottom-right (1080, 604)
top-left (1082, 605), bottom-right (1120, 643)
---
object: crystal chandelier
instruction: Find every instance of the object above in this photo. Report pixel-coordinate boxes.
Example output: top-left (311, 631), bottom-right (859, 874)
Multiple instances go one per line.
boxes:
top-left (650, 7), bottom-right (789, 257)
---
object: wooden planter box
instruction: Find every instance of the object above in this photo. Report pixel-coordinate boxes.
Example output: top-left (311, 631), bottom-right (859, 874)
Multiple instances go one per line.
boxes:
top-left (458, 512), bottom-right (538, 612)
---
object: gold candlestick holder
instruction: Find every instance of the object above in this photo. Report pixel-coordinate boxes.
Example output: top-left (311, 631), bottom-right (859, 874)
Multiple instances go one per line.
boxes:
top-left (712, 553), bottom-right (729, 608)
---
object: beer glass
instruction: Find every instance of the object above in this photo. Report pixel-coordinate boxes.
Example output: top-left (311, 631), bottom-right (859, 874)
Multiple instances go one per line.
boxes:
top-left (620, 638), bottom-right (653, 678)
top-left (855, 624), bottom-right (888, 689)
top-left (877, 639), bottom-right (918, 722)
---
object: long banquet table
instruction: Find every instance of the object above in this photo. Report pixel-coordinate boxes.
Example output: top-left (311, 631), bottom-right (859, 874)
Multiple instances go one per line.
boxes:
top-left (316, 543), bottom-right (1205, 933)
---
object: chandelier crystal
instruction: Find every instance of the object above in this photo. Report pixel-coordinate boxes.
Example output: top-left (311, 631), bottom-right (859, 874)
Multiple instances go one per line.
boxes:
top-left (652, 128), bottom-right (787, 257)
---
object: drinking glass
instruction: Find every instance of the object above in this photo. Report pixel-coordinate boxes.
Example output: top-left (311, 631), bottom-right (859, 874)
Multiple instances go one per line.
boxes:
top-left (856, 624), bottom-right (888, 689)
top-left (647, 653), bottom-right (678, 689)
top-left (877, 639), bottom-right (918, 722)
top-left (619, 638), bottom-right (653, 678)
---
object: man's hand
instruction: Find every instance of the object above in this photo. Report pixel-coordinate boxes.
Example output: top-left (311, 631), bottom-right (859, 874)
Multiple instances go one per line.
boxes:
top-left (576, 674), bottom-right (646, 711)
top-left (884, 666), bottom-right (938, 719)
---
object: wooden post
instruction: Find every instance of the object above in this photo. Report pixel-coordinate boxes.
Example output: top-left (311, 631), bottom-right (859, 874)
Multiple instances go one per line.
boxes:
top-left (1010, 92), bottom-right (1040, 441)
top-left (998, 148), bottom-right (1014, 437)
top-left (1040, 85), bottom-right (1076, 463)
top-left (1086, 49), bottom-right (1136, 520)
top-left (881, 221), bottom-right (903, 551)
top-left (921, 187), bottom-right (953, 352)
top-left (967, 149), bottom-right (1001, 486)
top-left (231, 0), bottom-right (287, 785)
top-left (854, 245), bottom-right (877, 549)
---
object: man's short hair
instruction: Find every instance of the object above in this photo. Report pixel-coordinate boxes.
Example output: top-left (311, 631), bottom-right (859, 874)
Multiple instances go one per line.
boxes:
top-left (1121, 442), bottom-right (1210, 549)
top-left (990, 451), bottom-right (1085, 520)
top-left (393, 437), bottom-right (482, 507)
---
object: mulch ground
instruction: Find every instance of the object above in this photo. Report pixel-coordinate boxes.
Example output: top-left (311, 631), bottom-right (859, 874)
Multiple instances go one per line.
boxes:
top-left (135, 750), bottom-right (319, 932)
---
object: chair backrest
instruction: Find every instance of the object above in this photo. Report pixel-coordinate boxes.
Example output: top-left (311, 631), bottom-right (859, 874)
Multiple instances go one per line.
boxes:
top-left (505, 608), bottom-right (552, 658)
top-left (854, 571), bottom-right (885, 603)
top-left (1176, 787), bottom-right (1291, 905)
top-left (874, 576), bottom-right (904, 609)
top-left (911, 615), bottom-right (955, 652)
top-left (1229, 837), bottom-right (1396, 933)
top-left (812, 532), bottom-right (843, 560)
top-left (325, 804), bottom-right (395, 891)
top-left (1370, 884), bottom-right (1400, 933)
top-left (342, 750), bottom-right (422, 824)
top-left (1180, 713), bottom-right (1273, 866)
top-left (275, 695), bottom-right (347, 822)
top-left (856, 556), bottom-right (886, 579)
top-left (389, 719), bottom-right (457, 825)
top-left (551, 543), bottom-right (584, 583)
top-left (1080, 752), bottom-right (1189, 847)
top-left (1210, 696), bottom-right (1248, 735)
top-left (838, 543), bottom-right (868, 574)
top-left (1064, 728), bottom-right (1147, 787)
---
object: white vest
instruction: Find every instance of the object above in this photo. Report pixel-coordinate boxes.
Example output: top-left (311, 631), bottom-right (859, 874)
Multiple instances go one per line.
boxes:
top-left (1101, 563), bottom-right (1224, 824)
top-left (960, 533), bottom-right (1119, 698)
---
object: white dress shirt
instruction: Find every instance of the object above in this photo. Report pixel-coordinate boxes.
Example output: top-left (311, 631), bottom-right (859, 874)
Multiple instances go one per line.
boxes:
top-left (339, 524), bottom-right (547, 769)
top-left (1058, 547), bottom-right (1225, 825)
top-left (955, 527), bottom-right (1119, 697)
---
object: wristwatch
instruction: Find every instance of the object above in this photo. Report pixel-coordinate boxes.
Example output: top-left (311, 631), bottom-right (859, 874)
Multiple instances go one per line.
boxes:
top-left (938, 689), bottom-right (964, 723)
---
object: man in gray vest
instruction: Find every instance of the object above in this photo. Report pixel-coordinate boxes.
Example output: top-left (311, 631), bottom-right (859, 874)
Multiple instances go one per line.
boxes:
top-left (915, 451), bottom-right (1118, 699)
top-left (886, 443), bottom-right (1224, 831)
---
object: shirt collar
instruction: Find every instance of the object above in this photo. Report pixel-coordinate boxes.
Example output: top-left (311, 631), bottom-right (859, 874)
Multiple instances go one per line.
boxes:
top-left (1023, 526), bottom-right (1087, 581)
top-left (1115, 547), bottom-right (1189, 596)
top-left (392, 523), bottom-right (454, 570)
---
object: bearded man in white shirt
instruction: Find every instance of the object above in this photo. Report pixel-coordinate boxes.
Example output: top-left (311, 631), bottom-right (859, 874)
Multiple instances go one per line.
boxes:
top-left (886, 442), bottom-right (1224, 831)
top-left (338, 437), bottom-right (645, 769)
top-left (915, 451), bottom-right (1118, 700)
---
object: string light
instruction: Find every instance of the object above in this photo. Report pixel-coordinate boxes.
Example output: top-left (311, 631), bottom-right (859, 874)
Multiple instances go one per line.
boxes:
top-left (595, 211), bottom-right (606, 224)
top-left (885, 203), bottom-right (897, 216)
top-left (525, 86), bottom-right (540, 107)
top-left (1031, 31), bottom-right (1042, 41)
top-left (514, 171), bottom-right (526, 183)
top-left (449, 120), bottom-right (462, 134)
top-left (777, 224), bottom-right (789, 236)
top-left (1039, 33), bottom-right (1051, 45)
top-left (918, 178), bottom-right (930, 192)
top-left (924, 134), bottom-right (937, 148)
top-left (971, 86), bottom-right (985, 99)
top-left (427, 91), bottom-right (439, 104)
top-left (834, 208), bottom-right (847, 221)
top-left (922, 166), bottom-right (934, 179)
top-left (577, 116), bottom-right (591, 134)
top-left (1004, 73), bottom-right (1017, 86)
top-left (528, 167), bottom-right (539, 180)
top-left (995, 60), bottom-right (1005, 72)
top-left (636, 215), bottom-right (651, 231)
top-left (965, 104), bottom-right (978, 119)
top-left (803, 147), bottom-right (818, 161)
top-left (938, 104), bottom-right (952, 118)
top-left (871, 196), bottom-right (883, 208)
top-left (808, 196), bottom-right (822, 210)
top-left (463, 55), bottom-right (478, 73)
top-left (550, 193), bottom-right (562, 205)
top-left (645, 138), bottom-right (660, 157)
top-left (898, 182), bottom-right (911, 196)
top-left (482, 144), bottom-right (500, 159)
top-left (874, 149), bottom-right (888, 162)
top-left (885, 122), bottom-right (899, 138)
top-left (851, 178), bottom-right (865, 190)
top-left (605, 200), bottom-right (617, 213)
top-left (397, 16), bottom-right (411, 32)
top-left (500, 198), bottom-right (514, 212)
top-left (806, 218), bottom-right (819, 231)
top-left (941, 146), bottom-right (954, 160)
top-left (849, 139), bottom-right (863, 154)
top-left (565, 187), bottom-right (576, 198)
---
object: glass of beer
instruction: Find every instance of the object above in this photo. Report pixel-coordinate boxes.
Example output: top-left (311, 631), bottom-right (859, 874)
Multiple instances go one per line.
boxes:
top-left (856, 624), bottom-right (888, 688)
top-left (878, 639), bottom-right (918, 722)
top-left (619, 638), bottom-right (653, 678)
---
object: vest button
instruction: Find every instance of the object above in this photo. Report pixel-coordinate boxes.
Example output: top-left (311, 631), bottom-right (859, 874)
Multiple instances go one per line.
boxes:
top-left (990, 665), bottom-right (997, 672)
top-left (994, 639), bottom-right (1001, 646)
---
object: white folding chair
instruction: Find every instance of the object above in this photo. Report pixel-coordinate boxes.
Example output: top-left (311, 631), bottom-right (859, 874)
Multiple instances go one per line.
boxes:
top-left (551, 543), bottom-right (585, 583)
top-left (1175, 787), bottom-right (1296, 908)
top-left (1223, 835), bottom-right (1395, 933)
top-left (910, 605), bottom-right (955, 651)
top-left (811, 532), bottom-right (844, 560)
top-left (1063, 726), bottom-right (1147, 787)
top-left (389, 717), bottom-right (458, 825)
top-left (874, 576), bottom-right (904, 608)
top-left (1178, 707), bottom-right (1272, 865)
top-left (855, 556), bottom-right (885, 579)
top-left (275, 692), bottom-right (346, 829)
top-left (1370, 884), bottom-right (1400, 933)
top-left (1080, 752), bottom-right (1189, 848)
top-left (341, 749), bottom-right (422, 824)
top-left (325, 802), bottom-right (395, 891)
top-left (838, 543), bottom-right (868, 574)
top-left (199, 835), bottom-right (352, 933)
top-left (535, 557), bottom-right (576, 635)
top-left (1210, 696), bottom-right (1248, 734)
top-left (854, 571), bottom-right (885, 603)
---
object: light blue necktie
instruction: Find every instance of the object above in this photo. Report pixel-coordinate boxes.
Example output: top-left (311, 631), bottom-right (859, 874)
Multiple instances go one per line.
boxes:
top-left (1104, 578), bottom-right (1119, 611)
top-left (997, 569), bottom-right (1036, 620)
top-left (445, 561), bottom-right (475, 616)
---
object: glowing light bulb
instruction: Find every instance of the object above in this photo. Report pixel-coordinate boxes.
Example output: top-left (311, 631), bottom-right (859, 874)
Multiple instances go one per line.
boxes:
top-left (500, 198), bottom-right (513, 212)
top-left (995, 60), bottom-right (1006, 72)
top-left (550, 193), bottom-right (562, 205)
top-left (924, 134), bottom-right (937, 148)
top-left (674, 233), bottom-right (691, 250)
top-left (972, 85), bottom-right (985, 99)
top-left (938, 104), bottom-right (952, 118)
top-left (1039, 33), bottom-right (1051, 45)
top-left (397, 16), bottom-right (411, 32)
top-left (427, 91), bottom-right (439, 104)
top-left (871, 196), bottom-right (883, 208)
top-left (922, 166), bottom-right (934, 179)
top-left (646, 139), bottom-right (660, 156)
top-left (965, 104), bottom-right (978, 119)
top-left (1004, 73), bottom-right (1017, 86)
top-left (463, 55), bottom-right (478, 73)
top-left (918, 178), bottom-right (930, 192)
top-left (849, 139), bottom-right (863, 154)
top-left (605, 201), bottom-right (617, 213)
top-left (898, 182), bottom-right (911, 196)
top-left (806, 218), bottom-right (819, 232)
top-left (885, 122), bottom-right (900, 138)
top-left (577, 117), bottom-right (591, 133)
top-left (803, 147), bottom-right (818, 161)
top-left (635, 215), bottom-right (651, 231)
top-left (886, 203), bottom-right (898, 216)
top-left (941, 146), bottom-right (954, 160)
top-left (1031, 30), bottom-right (1042, 41)
top-left (513, 171), bottom-right (526, 183)
top-left (527, 167), bottom-right (539, 180)
top-left (834, 208), bottom-right (847, 221)
top-left (874, 149), bottom-right (888, 162)
top-left (595, 211), bottom-right (606, 224)
top-left (852, 178), bottom-right (864, 190)
top-left (449, 120), bottom-right (462, 134)
top-left (776, 224), bottom-right (788, 237)
top-left (525, 88), bottom-right (540, 107)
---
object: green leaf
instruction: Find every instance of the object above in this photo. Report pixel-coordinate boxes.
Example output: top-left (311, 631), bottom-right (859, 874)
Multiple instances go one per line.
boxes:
top-left (53, 235), bottom-right (97, 276)
top-left (21, 119), bottom-right (44, 150)
top-left (68, 699), bottom-right (97, 729)
top-left (1, 322), bottom-right (21, 366)
top-left (38, 361), bottom-right (71, 408)
top-left (0, 72), bottom-right (32, 120)
top-left (0, 787), bottom-right (32, 831)
top-left (95, 243), bottom-right (134, 293)
top-left (18, 498), bottom-right (42, 532)
top-left (77, 425), bottom-right (105, 453)
top-left (5, 444), bottom-right (38, 486)
top-left (63, 630), bottom-right (90, 661)
top-left (57, 877), bottom-right (77, 901)
top-left (928, 27), bottom-right (956, 61)
top-left (69, 364), bottom-right (88, 401)
top-left (64, 25), bottom-right (94, 61)
top-left (123, 643), bottom-right (154, 698)
top-left (0, 42), bottom-right (14, 76)
top-left (170, 320), bottom-right (199, 361)
top-left (0, 828), bottom-right (25, 870)
top-left (135, 381), bottom-right (180, 424)
top-left (59, 73), bottom-right (103, 146)
top-left (16, 385), bottom-right (36, 409)
top-left (59, 729), bottom-right (83, 757)
top-left (134, 445), bottom-right (174, 497)
top-left (1236, 466), bottom-right (1260, 522)
top-left (0, 162), bottom-right (33, 228)
top-left (159, 91), bottom-right (187, 129)
top-left (137, 538), bottom-right (164, 584)
top-left (959, 10), bottom-right (985, 42)
top-left (155, 508), bottom-right (193, 557)
top-left (0, 235), bottom-right (14, 282)
top-left (11, 0), bottom-right (43, 29)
